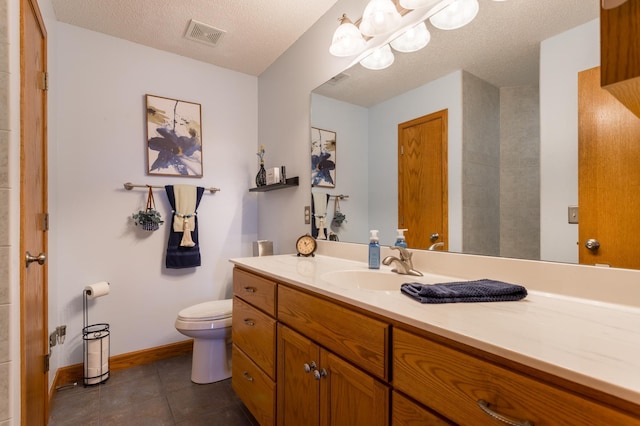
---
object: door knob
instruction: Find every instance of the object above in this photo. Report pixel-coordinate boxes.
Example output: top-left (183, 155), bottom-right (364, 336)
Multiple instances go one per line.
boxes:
top-left (430, 233), bottom-right (440, 242)
top-left (25, 251), bottom-right (46, 268)
top-left (585, 239), bottom-right (600, 251)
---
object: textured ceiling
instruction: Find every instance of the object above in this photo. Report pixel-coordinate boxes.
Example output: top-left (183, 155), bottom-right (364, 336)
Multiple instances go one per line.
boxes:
top-left (50, 0), bottom-right (600, 107)
top-left (50, 0), bottom-right (340, 76)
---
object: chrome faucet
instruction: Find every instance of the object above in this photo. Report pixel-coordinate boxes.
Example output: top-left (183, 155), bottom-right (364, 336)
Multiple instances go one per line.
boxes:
top-left (382, 246), bottom-right (423, 276)
top-left (428, 242), bottom-right (444, 251)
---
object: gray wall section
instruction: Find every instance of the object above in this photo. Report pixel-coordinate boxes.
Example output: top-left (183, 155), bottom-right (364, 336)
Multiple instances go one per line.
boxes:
top-left (462, 71), bottom-right (501, 256)
top-left (500, 85), bottom-right (541, 260)
top-left (461, 72), bottom-right (540, 260)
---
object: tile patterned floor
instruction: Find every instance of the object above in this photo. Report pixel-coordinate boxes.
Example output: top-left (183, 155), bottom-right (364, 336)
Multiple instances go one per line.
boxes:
top-left (48, 353), bottom-right (258, 425)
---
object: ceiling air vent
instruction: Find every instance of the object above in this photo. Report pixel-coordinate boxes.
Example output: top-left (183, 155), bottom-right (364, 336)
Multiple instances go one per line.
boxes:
top-left (185, 19), bottom-right (226, 47)
top-left (327, 73), bottom-right (350, 85)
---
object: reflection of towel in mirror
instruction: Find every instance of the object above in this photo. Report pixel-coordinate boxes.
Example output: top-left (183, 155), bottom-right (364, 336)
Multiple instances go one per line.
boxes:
top-left (165, 185), bottom-right (204, 269)
top-left (311, 192), bottom-right (329, 239)
top-left (401, 279), bottom-right (527, 304)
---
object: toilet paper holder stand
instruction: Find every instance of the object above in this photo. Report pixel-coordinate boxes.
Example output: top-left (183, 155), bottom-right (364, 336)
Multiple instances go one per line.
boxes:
top-left (82, 289), bottom-right (110, 386)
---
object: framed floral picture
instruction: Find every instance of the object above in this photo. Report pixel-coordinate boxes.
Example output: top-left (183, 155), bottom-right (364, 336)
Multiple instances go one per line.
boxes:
top-left (311, 127), bottom-right (336, 188)
top-left (146, 94), bottom-right (203, 177)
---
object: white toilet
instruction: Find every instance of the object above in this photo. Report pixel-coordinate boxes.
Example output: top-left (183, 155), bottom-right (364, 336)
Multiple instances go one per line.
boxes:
top-left (175, 298), bottom-right (233, 384)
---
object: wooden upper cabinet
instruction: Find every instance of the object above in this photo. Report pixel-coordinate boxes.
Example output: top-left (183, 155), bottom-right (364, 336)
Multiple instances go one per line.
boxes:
top-left (601, 0), bottom-right (640, 118)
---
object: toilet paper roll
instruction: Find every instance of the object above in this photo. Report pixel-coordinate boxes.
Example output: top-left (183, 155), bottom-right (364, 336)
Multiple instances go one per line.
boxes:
top-left (85, 281), bottom-right (110, 299)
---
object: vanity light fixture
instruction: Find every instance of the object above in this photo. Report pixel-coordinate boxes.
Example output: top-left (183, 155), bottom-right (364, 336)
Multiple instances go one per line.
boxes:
top-left (330, 0), bottom-right (498, 69)
top-left (360, 44), bottom-right (395, 70)
top-left (329, 14), bottom-right (367, 57)
top-left (429, 0), bottom-right (479, 30)
top-left (390, 21), bottom-right (431, 53)
top-left (359, 0), bottom-right (403, 37)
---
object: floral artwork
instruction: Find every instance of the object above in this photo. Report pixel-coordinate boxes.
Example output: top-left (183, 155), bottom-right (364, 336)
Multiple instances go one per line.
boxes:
top-left (311, 127), bottom-right (336, 188)
top-left (146, 94), bottom-right (203, 177)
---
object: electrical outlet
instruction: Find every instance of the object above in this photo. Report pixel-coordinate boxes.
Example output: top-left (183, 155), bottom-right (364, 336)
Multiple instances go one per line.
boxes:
top-left (49, 331), bottom-right (57, 348)
top-left (304, 206), bottom-right (311, 224)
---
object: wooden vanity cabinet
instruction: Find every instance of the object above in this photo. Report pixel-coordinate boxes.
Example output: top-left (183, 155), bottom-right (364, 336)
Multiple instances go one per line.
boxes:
top-left (232, 269), bottom-right (277, 426)
top-left (277, 285), bottom-right (390, 426)
top-left (277, 324), bottom-right (389, 426)
top-left (232, 267), bottom-right (639, 426)
top-left (393, 328), bottom-right (640, 426)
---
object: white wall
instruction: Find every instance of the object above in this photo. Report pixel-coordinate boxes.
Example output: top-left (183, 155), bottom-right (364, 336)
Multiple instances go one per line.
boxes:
top-left (540, 19), bottom-right (599, 263)
top-left (48, 23), bottom-right (258, 371)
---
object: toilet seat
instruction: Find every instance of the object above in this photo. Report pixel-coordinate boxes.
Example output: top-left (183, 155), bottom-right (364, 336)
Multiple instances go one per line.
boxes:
top-left (177, 299), bottom-right (232, 322)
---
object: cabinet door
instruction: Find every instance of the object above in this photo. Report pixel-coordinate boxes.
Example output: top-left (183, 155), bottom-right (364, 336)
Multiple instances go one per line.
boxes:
top-left (320, 349), bottom-right (389, 426)
top-left (277, 324), bottom-right (320, 426)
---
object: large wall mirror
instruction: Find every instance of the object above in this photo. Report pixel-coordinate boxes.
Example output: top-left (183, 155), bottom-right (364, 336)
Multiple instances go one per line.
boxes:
top-left (309, 1), bottom-right (632, 267)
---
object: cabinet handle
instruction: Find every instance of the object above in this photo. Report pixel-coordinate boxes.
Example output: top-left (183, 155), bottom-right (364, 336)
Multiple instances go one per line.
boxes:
top-left (243, 286), bottom-right (256, 293)
top-left (313, 368), bottom-right (327, 380)
top-left (243, 319), bottom-right (255, 326)
top-left (477, 400), bottom-right (534, 426)
top-left (242, 371), bottom-right (254, 382)
top-left (303, 361), bottom-right (317, 373)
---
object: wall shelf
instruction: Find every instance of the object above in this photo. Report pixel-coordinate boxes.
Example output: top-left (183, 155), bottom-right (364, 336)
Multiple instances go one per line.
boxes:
top-left (249, 176), bottom-right (299, 192)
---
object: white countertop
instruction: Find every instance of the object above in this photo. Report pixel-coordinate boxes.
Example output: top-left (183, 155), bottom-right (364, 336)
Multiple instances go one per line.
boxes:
top-left (230, 253), bottom-right (640, 405)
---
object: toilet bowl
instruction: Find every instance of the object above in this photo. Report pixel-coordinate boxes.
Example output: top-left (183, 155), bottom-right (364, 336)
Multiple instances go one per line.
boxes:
top-left (175, 298), bottom-right (232, 384)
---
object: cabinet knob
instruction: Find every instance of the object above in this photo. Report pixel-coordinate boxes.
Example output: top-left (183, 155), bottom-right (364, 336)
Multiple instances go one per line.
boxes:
top-left (242, 371), bottom-right (254, 382)
top-left (477, 400), bottom-right (533, 426)
top-left (303, 361), bottom-right (317, 373)
top-left (313, 368), bottom-right (327, 380)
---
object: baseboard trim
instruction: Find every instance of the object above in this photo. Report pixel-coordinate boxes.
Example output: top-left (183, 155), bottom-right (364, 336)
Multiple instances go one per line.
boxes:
top-left (52, 339), bottom-right (193, 391)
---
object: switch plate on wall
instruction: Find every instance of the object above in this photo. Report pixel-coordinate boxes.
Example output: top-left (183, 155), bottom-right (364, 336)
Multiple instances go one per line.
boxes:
top-left (568, 206), bottom-right (579, 224)
top-left (304, 206), bottom-right (311, 224)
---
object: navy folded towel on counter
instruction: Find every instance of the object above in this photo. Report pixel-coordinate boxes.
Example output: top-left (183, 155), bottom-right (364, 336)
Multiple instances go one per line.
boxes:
top-left (401, 279), bottom-right (527, 304)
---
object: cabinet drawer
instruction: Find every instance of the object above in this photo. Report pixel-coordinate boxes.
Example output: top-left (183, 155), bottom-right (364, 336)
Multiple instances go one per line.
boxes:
top-left (232, 297), bottom-right (276, 379)
top-left (392, 391), bottom-right (453, 426)
top-left (278, 285), bottom-right (389, 380)
top-left (232, 344), bottom-right (275, 426)
top-left (393, 328), bottom-right (639, 426)
top-left (233, 268), bottom-right (276, 316)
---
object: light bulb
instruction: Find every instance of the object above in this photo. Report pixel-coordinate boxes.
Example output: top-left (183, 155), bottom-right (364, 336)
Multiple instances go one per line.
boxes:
top-left (429, 0), bottom-right (479, 30)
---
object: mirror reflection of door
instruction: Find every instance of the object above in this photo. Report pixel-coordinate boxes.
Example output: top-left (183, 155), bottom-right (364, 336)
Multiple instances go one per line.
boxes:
top-left (398, 110), bottom-right (448, 250)
top-left (578, 66), bottom-right (640, 269)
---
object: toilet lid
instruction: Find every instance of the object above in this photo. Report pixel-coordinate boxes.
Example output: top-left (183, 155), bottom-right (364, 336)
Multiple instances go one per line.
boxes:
top-left (177, 299), bottom-right (232, 321)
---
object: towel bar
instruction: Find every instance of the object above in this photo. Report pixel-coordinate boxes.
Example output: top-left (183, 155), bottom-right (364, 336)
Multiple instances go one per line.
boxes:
top-left (123, 182), bottom-right (220, 193)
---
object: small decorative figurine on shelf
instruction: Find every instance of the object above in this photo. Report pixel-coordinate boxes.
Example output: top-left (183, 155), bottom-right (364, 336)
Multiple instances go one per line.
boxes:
top-left (256, 144), bottom-right (267, 186)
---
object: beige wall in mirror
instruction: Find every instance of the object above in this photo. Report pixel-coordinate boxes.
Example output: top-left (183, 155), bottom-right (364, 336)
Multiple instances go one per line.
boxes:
top-left (309, 1), bottom-right (635, 268)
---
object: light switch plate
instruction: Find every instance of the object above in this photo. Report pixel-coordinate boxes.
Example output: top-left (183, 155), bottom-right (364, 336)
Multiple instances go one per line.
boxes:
top-left (568, 206), bottom-right (579, 224)
top-left (304, 206), bottom-right (311, 224)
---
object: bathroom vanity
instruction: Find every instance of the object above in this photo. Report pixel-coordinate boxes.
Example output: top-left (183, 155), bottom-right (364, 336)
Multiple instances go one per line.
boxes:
top-left (230, 248), bottom-right (640, 425)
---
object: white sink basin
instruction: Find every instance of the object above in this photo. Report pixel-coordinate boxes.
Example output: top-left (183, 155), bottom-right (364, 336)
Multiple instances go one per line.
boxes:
top-left (320, 269), bottom-right (455, 292)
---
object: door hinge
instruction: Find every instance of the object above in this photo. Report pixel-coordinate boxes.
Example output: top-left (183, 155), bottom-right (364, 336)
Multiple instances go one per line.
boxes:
top-left (41, 72), bottom-right (49, 91)
top-left (43, 213), bottom-right (49, 231)
top-left (44, 353), bottom-right (50, 373)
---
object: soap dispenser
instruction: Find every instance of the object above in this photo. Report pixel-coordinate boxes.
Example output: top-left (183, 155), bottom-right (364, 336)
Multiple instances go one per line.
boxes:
top-left (368, 230), bottom-right (380, 269)
top-left (394, 229), bottom-right (408, 248)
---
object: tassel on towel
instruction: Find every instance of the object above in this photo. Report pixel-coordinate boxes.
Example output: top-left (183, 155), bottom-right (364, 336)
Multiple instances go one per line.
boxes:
top-left (401, 279), bottom-right (527, 304)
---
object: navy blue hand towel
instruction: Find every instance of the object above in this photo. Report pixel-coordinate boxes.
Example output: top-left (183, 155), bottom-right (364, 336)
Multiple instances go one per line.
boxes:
top-left (401, 279), bottom-right (527, 304)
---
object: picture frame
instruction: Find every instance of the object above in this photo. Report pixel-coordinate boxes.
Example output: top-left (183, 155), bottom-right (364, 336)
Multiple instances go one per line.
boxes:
top-left (311, 127), bottom-right (336, 188)
top-left (146, 94), bottom-right (203, 177)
